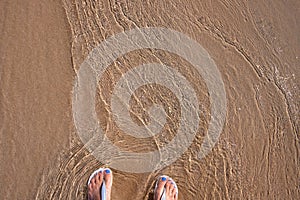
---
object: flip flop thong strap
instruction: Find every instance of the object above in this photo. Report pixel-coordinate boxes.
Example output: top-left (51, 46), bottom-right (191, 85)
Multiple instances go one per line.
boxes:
top-left (160, 188), bottom-right (166, 200)
top-left (101, 181), bottom-right (106, 200)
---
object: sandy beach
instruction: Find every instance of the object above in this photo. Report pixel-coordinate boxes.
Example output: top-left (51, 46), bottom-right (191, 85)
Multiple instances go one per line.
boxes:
top-left (0, 0), bottom-right (299, 199)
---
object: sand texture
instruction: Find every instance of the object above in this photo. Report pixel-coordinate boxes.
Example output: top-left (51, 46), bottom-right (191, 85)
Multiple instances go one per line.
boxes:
top-left (0, 0), bottom-right (299, 199)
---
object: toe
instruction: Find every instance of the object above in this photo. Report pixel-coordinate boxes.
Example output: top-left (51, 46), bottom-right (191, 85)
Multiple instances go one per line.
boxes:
top-left (88, 182), bottom-right (93, 190)
top-left (155, 176), bottom-right (168, 199)
top-left (91, 177), bottom-right (96, 185)
top-left (166, 180), bottom-right (172, 192)
top-left (95, 173), bottom-right (100, 184)
top-left (87, 180), bottom-right (94, 198)
top-left (96, 170), bottom-right (103, 184)
top-left (99, 171), bottom-right (104, 182)
top-left (104, 168), bottom-right (113, 188)
top-left (171, 181), bottom-right (178, 200)
top-left (171, 187), bottom-right (177, 197)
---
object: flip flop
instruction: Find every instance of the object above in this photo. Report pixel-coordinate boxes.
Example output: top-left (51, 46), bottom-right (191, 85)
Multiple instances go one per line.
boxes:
top-left (154, 175), bottom-right (178, 200)
top-left (87, 168), bottom-right (107, 200)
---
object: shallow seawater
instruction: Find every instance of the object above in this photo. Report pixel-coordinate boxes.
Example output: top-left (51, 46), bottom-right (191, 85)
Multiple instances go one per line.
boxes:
top-left (1, 0), bottom-right (299, 200)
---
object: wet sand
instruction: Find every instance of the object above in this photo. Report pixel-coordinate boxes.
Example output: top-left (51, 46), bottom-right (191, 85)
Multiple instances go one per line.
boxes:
top-left (0, 0), bottom-right (299, 199)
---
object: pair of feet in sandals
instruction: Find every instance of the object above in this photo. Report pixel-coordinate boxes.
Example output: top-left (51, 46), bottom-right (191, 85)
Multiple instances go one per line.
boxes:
top-left (88, 168), bottom-right (178, 200)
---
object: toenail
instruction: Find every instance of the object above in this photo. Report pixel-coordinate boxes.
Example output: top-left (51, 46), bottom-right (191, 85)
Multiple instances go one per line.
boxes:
top-left (162, 177), bottom-right (167, 181)
top-left (105, 169), bottom-right (110, 174)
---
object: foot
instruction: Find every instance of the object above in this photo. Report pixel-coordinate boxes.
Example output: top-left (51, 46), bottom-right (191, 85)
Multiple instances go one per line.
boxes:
top-left (88, 168), bottom-right (113, 200)
top-left (154, 176), bottom-right (178, 200)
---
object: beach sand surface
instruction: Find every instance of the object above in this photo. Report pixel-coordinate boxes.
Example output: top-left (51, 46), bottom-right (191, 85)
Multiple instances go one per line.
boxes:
top-left (0, 0), bottom-right (299, 199)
